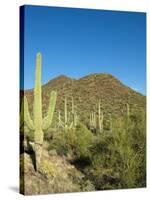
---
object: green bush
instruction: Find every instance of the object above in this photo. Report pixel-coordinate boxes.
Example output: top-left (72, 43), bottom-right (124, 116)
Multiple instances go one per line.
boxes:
top-left (48, 124), bottom-right (94, 160)
top-left (85, 110), bottom-right (146, 189)
top-left (111, 111), bottom-right (146, 188)
top-left (48, 128), bottom-right (76, 156)
top-left (74, 124), bottom-right (94, 158)
top-left (39, 110), bottom-right (146, 190)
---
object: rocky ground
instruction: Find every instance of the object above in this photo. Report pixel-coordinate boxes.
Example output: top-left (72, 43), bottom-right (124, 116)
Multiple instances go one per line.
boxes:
top-left (20, 146), bottom-right (94, 195)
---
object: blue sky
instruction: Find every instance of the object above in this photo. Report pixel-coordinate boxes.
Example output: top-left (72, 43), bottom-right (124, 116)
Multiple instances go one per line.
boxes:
top-left (21, 5), bottom-right (146, 95)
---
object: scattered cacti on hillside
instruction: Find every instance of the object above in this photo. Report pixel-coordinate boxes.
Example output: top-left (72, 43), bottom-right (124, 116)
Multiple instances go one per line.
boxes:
top-left (23, 53), bottom-right (57, 171)
top-left (57, 96), bottom-right (78, 129)
top-left (90, 99), bottom-right (103, 133)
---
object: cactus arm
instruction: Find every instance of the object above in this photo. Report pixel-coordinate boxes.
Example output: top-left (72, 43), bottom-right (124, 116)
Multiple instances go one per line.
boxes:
top-left (42, 90), bottom-right (57, 130)
top-left (24, 96), bottom-right (35, 130)
top-left (69, 121), bottom-right (73, 129)
top-left (58, 110), bottom-right (65, 128)
top-left (58, 110), bottom-right (61, 123)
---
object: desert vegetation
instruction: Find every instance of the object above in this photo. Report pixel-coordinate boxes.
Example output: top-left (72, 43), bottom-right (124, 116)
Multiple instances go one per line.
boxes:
top-left (20, 53), bottom-right (146, 195)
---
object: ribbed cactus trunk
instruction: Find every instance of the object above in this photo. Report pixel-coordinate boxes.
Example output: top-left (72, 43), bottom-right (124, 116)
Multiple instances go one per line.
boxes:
top-left (58, 110), bottom-right (61, 128)
top-left (98, 100), bottom-right (103, 133)
top-left (71, 96), bottom-right (74, 114)
top-left (23, 52), bottom-right (57, 171)
top-left (109, 113), bottom-right (112, 133)
top-left (71, 96), bottom-right (77, 127)
top-left (58, 96), bottom-right (77, 130)
top-left (34, 53), bottom-right (43, 171)
top-left (90, 111), bottom-right (96, 131)
top-left (126, 103), bottom-right (130, 117)
top-left (64, 97), bottom-right (68, 129)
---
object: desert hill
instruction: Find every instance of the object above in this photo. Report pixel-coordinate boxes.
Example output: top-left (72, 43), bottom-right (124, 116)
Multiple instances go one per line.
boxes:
top-left (21, 73), bottom-right (146, 126)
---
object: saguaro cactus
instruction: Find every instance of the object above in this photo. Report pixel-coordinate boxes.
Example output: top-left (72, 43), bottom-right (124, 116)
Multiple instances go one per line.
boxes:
top-left (57, 96), bottom-right (77, 130)
top-left (90, 111), bottom-right (96, 131)
top-left (89, 99), bottom-right (103, 133)
top-left (126, 103), bottom-right (130, 117)
top-left (98, 99), bottom-right (103, 133)
top-left (24, 53), bottom-right (57, 171)
top-left (64, 97), bottom-right (68, 128)
top-left (71, 96), bottom-right (78, 127)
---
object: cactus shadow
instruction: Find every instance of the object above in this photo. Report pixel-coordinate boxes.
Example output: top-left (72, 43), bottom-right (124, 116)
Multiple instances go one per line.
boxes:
top-left (29, 152), bottom-right (36, 171)
top-left (26, 137), bottom-right (36, 171)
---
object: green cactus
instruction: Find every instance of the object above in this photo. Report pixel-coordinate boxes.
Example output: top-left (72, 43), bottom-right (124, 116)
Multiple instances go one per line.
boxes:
top-left (64, 97), bottom-right (68, 128)
top-left (89, 99), bottom-right (103, 133)
top-left (23, 53), bottom-right (57, 171)
top-left (71, 96), bottom-right (78, 127)
top-left (90, 111), bottom-right (96, 130)
top-left (98, 99), bottom-right (103, 133)
top-left (126, 103), bottom-right (130, 117)
top-left (108, 113), bottom-right (112, 133)
top-left (57, 96), bottom-right (77, 130)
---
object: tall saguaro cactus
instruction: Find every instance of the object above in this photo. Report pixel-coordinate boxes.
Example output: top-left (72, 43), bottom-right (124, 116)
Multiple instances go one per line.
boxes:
top-left (71, 96), bottom-right (78, 127)
top-left (89, 99), bottom-right (103, 133)
top-left (90, 111), bottom-right (96, 131)
top-left (57, 96), bottom-right (78, 130)
top-left (24, 53), bottom-right (57, 171)
top-left (98, 99), bottom-right (103, 133)
top-left (126, 103), bottom-right (130, 117)
top-left (64, 97), bottom-right (68, 128)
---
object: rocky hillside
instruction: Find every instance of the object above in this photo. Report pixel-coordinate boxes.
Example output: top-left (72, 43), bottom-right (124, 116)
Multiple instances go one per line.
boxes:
top-left (20, 73), bottom-right (146, 194)
top-left (21, 73), bottom-right (146, 126)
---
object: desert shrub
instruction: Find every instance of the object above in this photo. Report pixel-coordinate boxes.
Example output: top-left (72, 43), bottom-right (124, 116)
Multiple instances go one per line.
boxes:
top-left (37, 110), bottom-right (146, 190)
top-left (73, 124), bottom-right (94, 158)
top-left (109, 110), bottom-right (146, 188)
top-left (87, 167), bottom-right (120, 190)
top-left (90, 134), bottom-right (111, 168)
top-left (48, 124), bottom-right (94, 160)
top-left (85, 110), bottom-right (146, 189)
top-left (39, 160), bottom-right (57, 182)
top-left (48, 128), bottom-right (76, 156)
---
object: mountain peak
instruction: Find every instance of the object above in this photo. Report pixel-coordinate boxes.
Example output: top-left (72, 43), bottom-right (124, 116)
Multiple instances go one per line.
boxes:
top-left (24, 72), bottom-right (145, 120)
top-left (56, 74), bottom-right (71, 80)
top-left (80, 73), bottom-right (118, 80)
